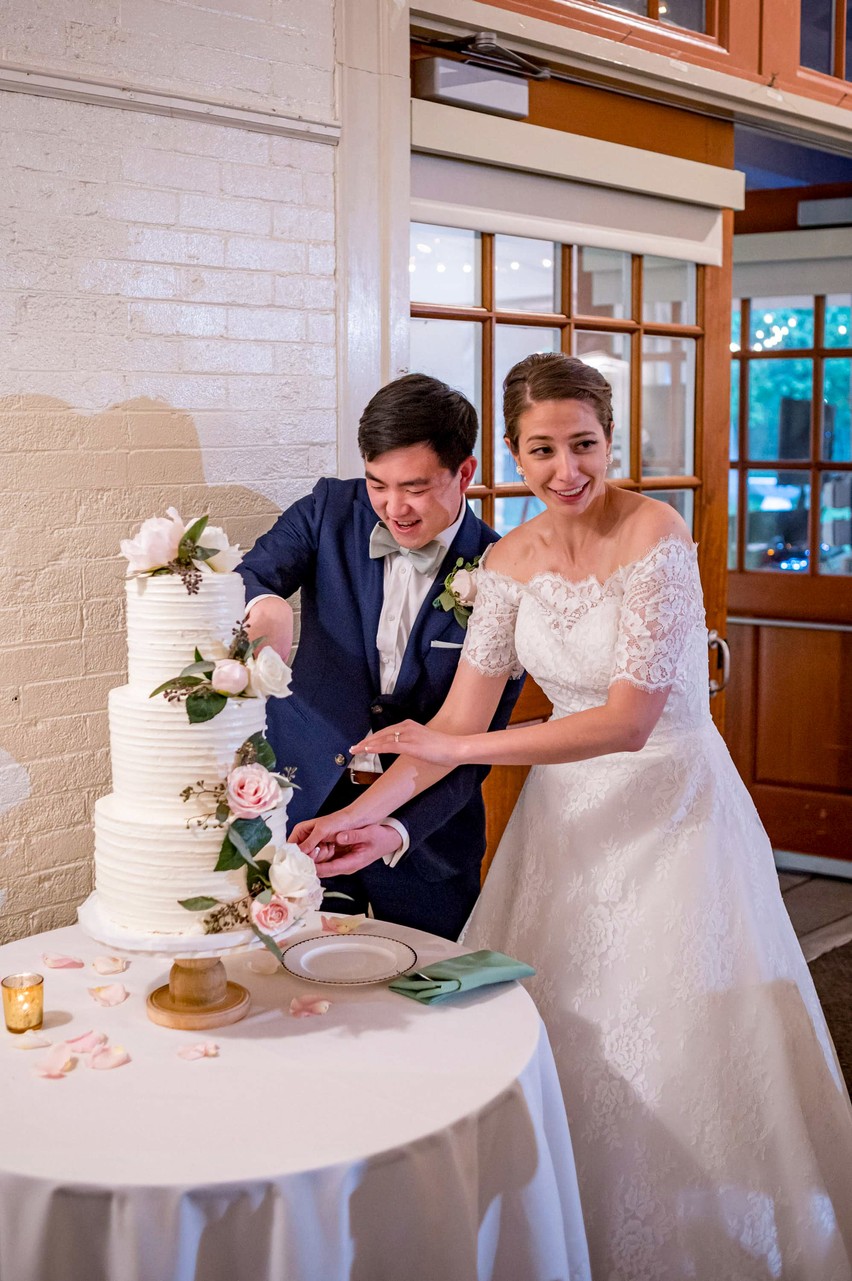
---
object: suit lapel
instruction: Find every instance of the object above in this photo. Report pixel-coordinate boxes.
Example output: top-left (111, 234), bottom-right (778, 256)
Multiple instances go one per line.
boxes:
top-left (353, 494), bottom-right (383, 691)
top-left (392, 506), bottom-right (485, 703)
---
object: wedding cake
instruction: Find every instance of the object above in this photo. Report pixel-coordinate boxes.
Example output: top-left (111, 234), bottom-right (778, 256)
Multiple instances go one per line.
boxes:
top-left (91, 509), bottom-right (321, 940)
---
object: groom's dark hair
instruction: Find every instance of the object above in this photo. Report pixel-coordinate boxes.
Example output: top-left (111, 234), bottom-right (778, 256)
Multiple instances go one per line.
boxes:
top-left (358, 373), bottom-right (478, 473)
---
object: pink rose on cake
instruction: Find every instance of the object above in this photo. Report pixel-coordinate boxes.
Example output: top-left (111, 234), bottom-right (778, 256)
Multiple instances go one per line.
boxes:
top-left (226, 764), bottom-right (282, 818)
top-left (269, 843), bottom-right (324, 911)
top-left (211, 659), bottom-right (249, 695)
top-left (250, 894), bottom-right (292, 932)
top-left (120, 507), bottom-right (185, 574)
top-left (246, 648), bottom-right (292, 699)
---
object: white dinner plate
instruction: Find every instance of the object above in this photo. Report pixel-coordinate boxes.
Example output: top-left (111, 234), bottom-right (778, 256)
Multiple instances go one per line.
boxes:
top-left (281, 934), bottom-right (417, 985)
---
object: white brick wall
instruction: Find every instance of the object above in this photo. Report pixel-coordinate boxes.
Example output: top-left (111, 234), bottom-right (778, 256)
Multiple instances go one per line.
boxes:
top-left (0, 0), bottom-right (339, 942)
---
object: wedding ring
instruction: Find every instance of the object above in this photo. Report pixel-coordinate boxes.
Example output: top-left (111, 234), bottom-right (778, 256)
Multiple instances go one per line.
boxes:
top-left (394, 731), bottom-right (401, 742)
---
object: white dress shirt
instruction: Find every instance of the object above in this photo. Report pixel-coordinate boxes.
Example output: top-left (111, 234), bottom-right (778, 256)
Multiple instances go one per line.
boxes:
top-left (247, 502), bottom-right (467, 866)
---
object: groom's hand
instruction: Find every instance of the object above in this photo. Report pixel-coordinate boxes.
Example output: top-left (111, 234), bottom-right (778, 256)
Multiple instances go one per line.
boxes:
top-left (244, 596), bottom-right (294, 661)
top-left (294, 822), bottom-right (402, 876)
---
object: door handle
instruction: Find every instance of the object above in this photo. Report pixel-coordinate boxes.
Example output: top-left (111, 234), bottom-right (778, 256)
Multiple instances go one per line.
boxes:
top-left (707, 629), bottom-right (730, 697)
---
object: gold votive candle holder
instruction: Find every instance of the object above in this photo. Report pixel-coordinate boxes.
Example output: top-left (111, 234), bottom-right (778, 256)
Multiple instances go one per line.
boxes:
top-left (2, 972), bottom-right (44, 1033)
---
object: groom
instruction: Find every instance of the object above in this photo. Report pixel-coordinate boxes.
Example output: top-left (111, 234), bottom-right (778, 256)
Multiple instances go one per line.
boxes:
top-left (239, 374), bottom-right (523, 939)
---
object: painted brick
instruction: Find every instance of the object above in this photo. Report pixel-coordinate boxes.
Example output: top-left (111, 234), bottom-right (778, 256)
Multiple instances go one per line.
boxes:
top-left (224, 236), bottom-right (306, 273)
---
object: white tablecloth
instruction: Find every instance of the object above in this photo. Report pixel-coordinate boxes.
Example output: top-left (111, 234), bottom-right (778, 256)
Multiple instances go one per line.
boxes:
top-left (0, 920), bottom-right (591, 1281)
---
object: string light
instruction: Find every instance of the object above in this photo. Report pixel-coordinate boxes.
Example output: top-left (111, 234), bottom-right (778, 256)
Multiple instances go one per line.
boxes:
top-left (436, 263), bottom-right (446, 273)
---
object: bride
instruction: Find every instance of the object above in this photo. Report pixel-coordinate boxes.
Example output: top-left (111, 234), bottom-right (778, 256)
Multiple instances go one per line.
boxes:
top-left (294, 353), bottom-right (852, 1279)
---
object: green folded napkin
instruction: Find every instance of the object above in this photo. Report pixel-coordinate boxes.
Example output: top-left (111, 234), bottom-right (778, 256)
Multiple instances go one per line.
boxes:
top-left (389, 949), bottom-right (535, 1004)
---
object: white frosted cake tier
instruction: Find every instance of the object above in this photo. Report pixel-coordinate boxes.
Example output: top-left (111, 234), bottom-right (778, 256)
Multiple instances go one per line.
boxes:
top-left (94, 796), bottom-right (289, 935)
top-left (125, 572), bottom-right (246, 688)
top-left (107, 685), bottom-right (267, 812)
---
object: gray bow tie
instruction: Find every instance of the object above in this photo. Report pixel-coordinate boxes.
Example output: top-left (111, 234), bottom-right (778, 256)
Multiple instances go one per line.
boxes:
top-left (369, 523), bottom-right (446, 576)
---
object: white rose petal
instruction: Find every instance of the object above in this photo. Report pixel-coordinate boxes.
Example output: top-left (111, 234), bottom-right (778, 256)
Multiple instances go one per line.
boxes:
top-left (246, 648), bottom-right (292, 699)
top-left (451, 568), bottom-right (477, 606)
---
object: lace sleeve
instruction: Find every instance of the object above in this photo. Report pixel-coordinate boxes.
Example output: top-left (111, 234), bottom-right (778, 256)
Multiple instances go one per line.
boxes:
top-left (461, 567), bottom-right (525, 680)
top-left (611, 537), bottom-right (703, 691)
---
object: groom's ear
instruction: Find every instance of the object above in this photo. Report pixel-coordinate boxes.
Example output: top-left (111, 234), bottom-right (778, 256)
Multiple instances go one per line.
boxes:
top-left (457, 456), bottom-right (477, 492)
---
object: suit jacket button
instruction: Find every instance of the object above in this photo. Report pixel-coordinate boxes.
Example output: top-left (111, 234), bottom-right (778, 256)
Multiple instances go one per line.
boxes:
top-left (371, 704), bottom-right (383, 715)
top-left (334, 753), bottom-right (346, 766)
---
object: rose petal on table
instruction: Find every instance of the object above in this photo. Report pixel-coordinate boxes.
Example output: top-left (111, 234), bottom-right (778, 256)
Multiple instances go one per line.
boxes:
top-left (66, 1030), bottom-right (108, 1053)
top-left (10, 1030), bottom-right (52, 1050)
top-left (88, 1045), bottom-right (130, 1070)
top-left (177, 1041), bottom-right (220, 1061)
top-left (41, 952), bottom-right (84, 969)
top-left (320, 914), bottom-right (367, 935)
top-left (35, 1044), bottom-right (75, 1078)
top-left (92, 956), bottom-right (128, 975)
top-left (289, 996), bottom-right (330, 1017)
top-left (88, 983), bottom-right (129, 1007)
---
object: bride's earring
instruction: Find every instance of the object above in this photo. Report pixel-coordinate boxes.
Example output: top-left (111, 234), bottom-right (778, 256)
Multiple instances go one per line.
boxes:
top-left (516, 463), bottom-right (525, 478)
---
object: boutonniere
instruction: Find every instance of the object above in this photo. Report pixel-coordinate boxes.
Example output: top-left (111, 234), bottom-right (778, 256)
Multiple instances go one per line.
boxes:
top-left (432, 556), bottom-right (481, 630)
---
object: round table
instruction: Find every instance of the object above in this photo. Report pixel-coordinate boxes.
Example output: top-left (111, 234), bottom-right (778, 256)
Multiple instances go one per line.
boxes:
top-left (0, 919), bottom-right (591, 1281)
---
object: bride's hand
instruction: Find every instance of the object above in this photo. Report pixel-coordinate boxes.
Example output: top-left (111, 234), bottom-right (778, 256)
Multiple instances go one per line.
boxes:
top-left (290, 811), bottom-right (354, 862)
top-left (349, 720), bottom-right (466, 766)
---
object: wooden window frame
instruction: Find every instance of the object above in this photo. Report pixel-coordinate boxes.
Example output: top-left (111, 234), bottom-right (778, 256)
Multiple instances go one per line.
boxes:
top-left (729, 293), bottom-right (852, 622)
top-left (411, 231), bottom-right (706, 528)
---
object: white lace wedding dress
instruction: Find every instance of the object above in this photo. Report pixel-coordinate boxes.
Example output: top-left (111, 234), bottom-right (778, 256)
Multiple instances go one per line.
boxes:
top-left (462, 536), bottom-right (852, 1281)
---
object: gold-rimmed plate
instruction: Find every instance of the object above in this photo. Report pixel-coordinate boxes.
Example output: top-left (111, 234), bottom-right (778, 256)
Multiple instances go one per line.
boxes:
top-left (280, 934), bottom-right (417, 985)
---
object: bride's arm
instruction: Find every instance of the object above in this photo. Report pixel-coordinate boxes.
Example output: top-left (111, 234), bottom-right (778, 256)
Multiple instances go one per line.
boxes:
top-left (289, 661), bottom-right (511, 849)
top-left (356, 679), bottom-right (669, 769)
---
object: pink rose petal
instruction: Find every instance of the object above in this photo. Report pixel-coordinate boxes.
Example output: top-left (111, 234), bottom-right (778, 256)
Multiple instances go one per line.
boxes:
top-left (92, 956), bottom-right (128, 975)
top-left (42, 952), bottom-right (84, 969)
top-left (88, 1045), bottom-right (130, 1071)
top-left (66, 1030), bottom-right (108, 1053)
top-left (35, 1044), bottom-right (75, 1078)
top-left (88, 983), bottom-right (129, 1007)
top-left (177, 1042), bottom-right (220, 1061)
top-left (289, 996), bottom-right (330, 1018)
top-left (321, 914), bottom-right (367, 934)
top-left (10, 1030), bottom-right (52, 1051)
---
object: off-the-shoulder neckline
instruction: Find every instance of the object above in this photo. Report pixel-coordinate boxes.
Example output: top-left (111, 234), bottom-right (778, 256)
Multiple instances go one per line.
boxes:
top-left (481, 533), bottom-right (697, 593)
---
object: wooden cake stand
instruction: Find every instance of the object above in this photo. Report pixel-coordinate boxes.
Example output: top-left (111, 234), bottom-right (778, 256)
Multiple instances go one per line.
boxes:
top-left (77, 892), bottom-right (303, 1030)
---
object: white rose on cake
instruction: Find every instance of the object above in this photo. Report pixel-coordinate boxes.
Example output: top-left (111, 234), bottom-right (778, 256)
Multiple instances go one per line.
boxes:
top-left (269, 844), bottom-right (324, 910)
top-left (120, 507), bottom-right (184, 574)
top-left (246, 647), bottom-right (293, 699)
top-left (198, 523), bottom-right (242, 573)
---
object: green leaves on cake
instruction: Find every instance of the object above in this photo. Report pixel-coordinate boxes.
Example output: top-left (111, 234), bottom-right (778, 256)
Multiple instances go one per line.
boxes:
top-left (121, 509), bottom-right (243, 595)
top-left (150, 624), bottom-right (293, 722)
top-left (177, 733), bottom-right (321, 948)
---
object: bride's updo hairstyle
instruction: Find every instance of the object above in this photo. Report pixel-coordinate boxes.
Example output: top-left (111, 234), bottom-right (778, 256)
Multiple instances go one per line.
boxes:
top-left (503, 353), bottom-right (614, 451)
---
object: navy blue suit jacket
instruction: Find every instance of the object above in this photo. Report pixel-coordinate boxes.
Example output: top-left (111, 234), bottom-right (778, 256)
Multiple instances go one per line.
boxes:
top-left (238, 478), bottom-right (523, 935)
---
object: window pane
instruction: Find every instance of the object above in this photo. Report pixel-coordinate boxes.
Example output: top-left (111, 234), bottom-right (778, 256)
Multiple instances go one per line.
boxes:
top-left (730, 365), bottom-right (740, 461)
top-left (823, 359), bottom-right (851, 461)
top-left (747, 358), bottom-right (813, 460)
top-left (494, 236), bottom-right (559, 313)
top-left (748, 297), bottom-right (814, 350)
top-left (573, 247), bottom-right (631, 320)
top-left (493, 494), bottom-right (547, 537)
top-left (643, 256), bottom-right (696, 325)
top-left (659, 0), bottom-right (705, 31)
top-left (728, 469), bottom-right (739, 569)
top-left (574, 331), bottom-right (630, 479)
top-left (641, 337), bottom-right (695, 477)
top-left (409, 223), bottom-right (480, 307)
top-left (644, 488), bottom-right (695, 534)
top-left (606, 0), bottom-right (647, 14)
top-left (493, 324), bottom-right (561, 484)
top-left (820, 472), bottom-right (852, 575)
top-left (731, 302), bottom-right (742, 352)
top-left (826, 295), bottom-right (852, 348)
top-left (467, 497), bottom-right (482, 520)
top-left (745, 471), bottom-right (811, 572)
top-left (800, 0), bottom-right (834, 72)
top-left (409, 318), bottom-right (483, 478)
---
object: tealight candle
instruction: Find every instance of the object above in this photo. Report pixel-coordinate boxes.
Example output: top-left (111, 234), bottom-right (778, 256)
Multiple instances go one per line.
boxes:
top-left (2, 973), bottom-right (44, 1034)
